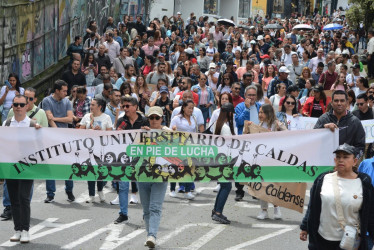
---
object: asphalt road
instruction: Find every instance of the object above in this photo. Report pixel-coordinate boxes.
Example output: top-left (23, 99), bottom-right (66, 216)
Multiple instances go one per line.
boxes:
top-left (0, 180), bottom-right (310, 250)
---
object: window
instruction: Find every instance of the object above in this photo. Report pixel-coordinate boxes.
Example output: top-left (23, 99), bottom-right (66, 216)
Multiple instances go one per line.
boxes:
top-left (238, 0), bottom-right (251, 18)
top-left (204, 0), bottom-right (218, 15)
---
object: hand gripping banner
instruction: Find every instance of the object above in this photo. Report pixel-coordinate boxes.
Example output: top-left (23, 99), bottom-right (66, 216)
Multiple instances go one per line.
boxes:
top-left (0, 127), bottom-right (338, 182)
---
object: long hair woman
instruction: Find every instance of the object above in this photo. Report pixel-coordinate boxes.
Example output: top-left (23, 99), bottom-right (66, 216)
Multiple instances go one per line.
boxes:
top-left (0, 73), bottom-right (24, 122)
top-left (276, 95), bottom-right (301, 130)
top-left (211, 103), bottom-right (236, 224)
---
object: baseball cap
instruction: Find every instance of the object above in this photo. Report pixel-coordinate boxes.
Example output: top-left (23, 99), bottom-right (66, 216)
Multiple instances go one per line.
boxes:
top-left (260, 54), bottom-right (270, 59)
top-left (177, 12), bottom-right (181, 15)
top-left (341, 51), bottom-right (349, 56)
top-left (312, 85), bottom-right (324, 92)
top-left (351, 63), bottom-right (360, 69)
top-left (257, 35), bottom-right (264, 41)
top-left (184, 48), bottom-right (194, 54)
top-left (333, 143), bottom-right (356, 155)
top-left (250, 26), bottom-right (255, 29)
top-left (279, 66), bottom-right (290, 73)
top-left (147, 106), bottom-right (163, 117)
top-left (209, 62), bottom-right (216, 69)
top-left (159, 86), bottom-right (169, 93)
top-left (250, 40), bottom-right (257, 44)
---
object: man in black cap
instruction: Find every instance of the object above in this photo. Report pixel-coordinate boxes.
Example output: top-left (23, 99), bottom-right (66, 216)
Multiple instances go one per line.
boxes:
top-left (314, 90), bottom-right (365, 158)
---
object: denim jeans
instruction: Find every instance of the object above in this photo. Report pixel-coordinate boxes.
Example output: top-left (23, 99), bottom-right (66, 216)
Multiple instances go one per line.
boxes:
top-left (180, 182), bottom-right (193, 192)
top-left (46, 180), bottom-right (73, 198)
top-left (359, 37), bottom-right (367, 49)
top-left (7, 179), bottom-right (33, 231)
top-left (198, 105), bottom-right (210, 127)
top-left (3, 181), bottom-right (33, 207)
top-left (213, 182), bottom-right (232, 213)
top-left (138, 182), bottom-right (168, 238)
top-left (118, 181), bottom-right (129, 215)
top-left (87, 181), bottom-right (104, 196)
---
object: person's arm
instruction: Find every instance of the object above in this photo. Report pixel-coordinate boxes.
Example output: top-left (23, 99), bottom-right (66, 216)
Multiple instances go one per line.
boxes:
top-left (234, 103), bottom-right (249, 127)
top-left (199, 124), bottom-right (204, 133)
top-left (0, 87), bottom-right (9, 105)
top-left (52, 110), bottom-right (74, 124)
top-left (150, 92), bottom-right (160, 107)
top-left (45, 110), bottom-right (58, 127)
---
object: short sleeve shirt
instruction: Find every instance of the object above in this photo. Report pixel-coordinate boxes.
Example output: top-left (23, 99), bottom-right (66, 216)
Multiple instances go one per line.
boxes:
top-left (42, 95), bottom-right (72, 128)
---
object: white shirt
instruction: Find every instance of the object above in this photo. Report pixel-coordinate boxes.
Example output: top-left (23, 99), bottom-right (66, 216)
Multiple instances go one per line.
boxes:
top-left (171, 107), bottom-right (204, 125)
top-left (80, 113), bottom-right (113, 130)
top-left (103, 40), bottom-right (120, 63)
top-left (2, 116), bottom-right (30, 127)
top-left (281, 52), bottom-right (293, 66)
top-left (209, 108), bottom-right (237, 134)
top-left (0, 87), bottom-right (25, 109)
top-left (169, 115), bottom-right (197, 133)
top-left (368, 37), bottom-right (374, 54)
top-left (318, 173), bottom-right (362, 241)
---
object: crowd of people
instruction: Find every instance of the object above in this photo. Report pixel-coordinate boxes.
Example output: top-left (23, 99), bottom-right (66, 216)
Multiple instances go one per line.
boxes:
top-left (1, 10), bottom-right (374, 248)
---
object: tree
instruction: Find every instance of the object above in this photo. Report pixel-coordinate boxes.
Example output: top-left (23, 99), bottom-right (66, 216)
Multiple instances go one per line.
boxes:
top-left (346, 0), bottom-right (374, 35)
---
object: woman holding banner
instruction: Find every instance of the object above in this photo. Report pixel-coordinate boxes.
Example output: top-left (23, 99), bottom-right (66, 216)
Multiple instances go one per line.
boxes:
top-left (300, 144), bottom-right (374, 249)
top-left (137, 106), bottom-right (171, 248)
top-left (211, 102), bottom-right (236, 224)
top-left (248, 104), bottom-right (286, 220)
top-left (80, 98), bottom-right (113, 203)
top-left (276, 95), bottom-right (301, 131)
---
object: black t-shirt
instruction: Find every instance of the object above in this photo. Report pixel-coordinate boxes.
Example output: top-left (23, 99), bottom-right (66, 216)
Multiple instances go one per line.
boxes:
top-left (61, 70), bottom-right (86, 95)
top-left (155, 98), bottom-right (173, 126)
top-left (310, 99), bottom-right (323, 118)
top-left (116, 113), bottom-right (149, 130)
top-left (352, 109), bottom-right (374, 121)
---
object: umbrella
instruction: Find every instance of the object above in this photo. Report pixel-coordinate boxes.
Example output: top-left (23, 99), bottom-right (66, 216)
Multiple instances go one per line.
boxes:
top-left (217, 19), bottom-right (235, 27)
top-left (323, 23), bottom-right (343, 30)
top-left (238, 25), bottom-right (251, 31)
top-left (292, 24), bottom-right (313, 30)
top-left (264, 23), bottom-right (284, 30)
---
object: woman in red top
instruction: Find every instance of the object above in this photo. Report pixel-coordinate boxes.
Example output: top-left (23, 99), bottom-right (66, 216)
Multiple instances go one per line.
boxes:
top-left (141, 55), bottom-right (155, 77)
top-left (302, 86), bottom-right (329, 118)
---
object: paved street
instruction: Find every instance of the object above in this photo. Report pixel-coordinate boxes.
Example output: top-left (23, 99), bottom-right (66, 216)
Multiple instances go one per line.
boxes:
top-left (0, 181), bottom-right (309, 249)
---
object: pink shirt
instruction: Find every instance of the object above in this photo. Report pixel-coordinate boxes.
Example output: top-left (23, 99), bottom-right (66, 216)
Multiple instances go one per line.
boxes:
top-left (142, 44), bottom-right (160, 56)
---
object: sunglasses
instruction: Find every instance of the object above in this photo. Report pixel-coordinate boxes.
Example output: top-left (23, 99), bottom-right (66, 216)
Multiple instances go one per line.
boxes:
top-left (233, 87), bottom-right (240, 90)
top-left (13, 103), bottom-right (26, 108)
top-left (27, 97), bottom-right (34, 101)
top-left (199, 78), bottom-right (207, 81)
top-left (357, 103), bottom-right (366, 106)
top-left (149, 116), bottom-right (161, 120)
top-left (368, 91), bottom-right (374, 94)
top-left (122, 104), bottom-right (134, 109)
top-left (224, 78), bottom-right (230, 80)
top-left (286, 101), bottom-right (295, 105)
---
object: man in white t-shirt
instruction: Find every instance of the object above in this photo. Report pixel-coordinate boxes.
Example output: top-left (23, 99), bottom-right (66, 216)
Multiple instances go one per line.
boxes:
top-left (205, 63), bottom-right (219, 91)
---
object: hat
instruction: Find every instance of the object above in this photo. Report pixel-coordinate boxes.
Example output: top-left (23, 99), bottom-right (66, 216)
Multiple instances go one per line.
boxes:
top-left (250, 26), bottom-right (255, 29)
top-left (250, 40), bottom-right (257, 44)
top-left (159, 86), bottom-right (169, 94)
top-left (191, 58), bottom-right (197, 64)
top-left (158, 53), bottom-right (165, 57)
top-left (184, 48), bottom-right (194, 54)
top-left (333, 143), bottom-right (356, 155)
top-left (177, 12), bottom-right (181, 15)
top-left (260, 54), bottom-right (270, 59)
top-left (265, 35), bottom-right (271, 39)
top-left (279, 66), bottom-right (290, 73)
top-left (351, 63), bottom-right (360, 69)
top-left (225, 59), bottom-right (234, 65)
top-left (312, 85), bottom-right (324, 92)
top-left (317, 48), bottom-right (324, 52)
top-left (221, 103), bottom-right (235, 113)
top-left (209, 62), bottom-right (216, 69)
top-left (147, 106), bottom-right (163, 117)
top-left (257, 35), bottom-right (264, 41)
top-left (341, 51), bottom-right (349, 56)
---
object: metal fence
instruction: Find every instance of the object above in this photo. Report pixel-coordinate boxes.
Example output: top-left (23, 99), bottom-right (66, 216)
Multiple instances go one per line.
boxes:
top-left (0, 0), bottom-right (137, 85)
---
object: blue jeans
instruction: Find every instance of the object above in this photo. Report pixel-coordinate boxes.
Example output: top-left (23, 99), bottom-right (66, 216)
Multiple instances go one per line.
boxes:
top-left (46, 180), bottom-right (73, 198)
top-left (138, 182), bottom-right (168, 238)
top-left (213, 182), bottom-right (232, 214)
top-left (3, 181), bottom-right (33, 207)
top-left (118, 181), bottom-right (129, 215)
top-left (87, 181), bottom-right (104, 196)
top-left (180, 183), bottom-right (193, 192)
top-left (359, 37), bottom-right (367, 49)
top-left (198, 105), bottom-right (210, 127)
top-left (1, 107), bottom-right (10, 123)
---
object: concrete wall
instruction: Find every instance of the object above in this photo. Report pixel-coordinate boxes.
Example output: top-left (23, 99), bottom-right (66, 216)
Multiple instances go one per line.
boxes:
top-left (0, 0), bottom-right (145, 84)
top-left (149, 0), bottom-right (175, 20)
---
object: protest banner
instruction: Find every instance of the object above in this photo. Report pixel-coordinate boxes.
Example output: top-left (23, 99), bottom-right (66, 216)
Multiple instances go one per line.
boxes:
top-left (0, 128), bottom-right (338, 182)
top-left (86, 86), bottom-right (96, 98)
top-left (361, 119), bottom-right (374, 143)
top-left (247, 182), bottom-right (307, 213)
top-left (243, 121), bottom-right (269, 134)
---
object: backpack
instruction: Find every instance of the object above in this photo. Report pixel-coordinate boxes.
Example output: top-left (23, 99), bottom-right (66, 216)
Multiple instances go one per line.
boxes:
top-left (4, 118), bottom-right (36, 127)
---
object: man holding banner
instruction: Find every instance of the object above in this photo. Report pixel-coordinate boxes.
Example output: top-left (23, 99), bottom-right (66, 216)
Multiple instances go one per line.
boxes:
top-left (314, 90), bottom-right (365, 158)
top-left (4, 95), bottom-right (41, 243)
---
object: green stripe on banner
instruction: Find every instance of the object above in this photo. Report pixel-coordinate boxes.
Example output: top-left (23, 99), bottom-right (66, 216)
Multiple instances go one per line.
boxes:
top-left (0, 163), bottom-right (334, 182)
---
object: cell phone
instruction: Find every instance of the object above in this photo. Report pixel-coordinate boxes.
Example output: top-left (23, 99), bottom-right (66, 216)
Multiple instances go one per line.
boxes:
top-left (4, 80), bottom-right (11, 89)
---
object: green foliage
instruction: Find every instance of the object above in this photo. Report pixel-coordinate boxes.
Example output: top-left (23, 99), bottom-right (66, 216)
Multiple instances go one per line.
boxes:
top-left (345, 5), bottom-right (363, 29)
top-left (346, 0), bottom-right (374, 33)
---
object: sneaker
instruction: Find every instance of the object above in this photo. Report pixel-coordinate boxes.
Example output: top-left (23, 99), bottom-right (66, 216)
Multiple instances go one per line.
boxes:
top-left (234, 193), bottom-right (244, 201)
top-left (213, 184), bottom-right (221, 192)
top-left (98, 191), bottom-right (105, 202)
top-left (10, 231), bottom-right (22, 242)
top-left (212, 213), bottom-right (231, 224)
top-left (110, 196), bottom-right (119, 205)
top-left (1, 206), bottom-right (12, 220)
top-left (257, 210), bottom-right (269, 220)
top-left (212, 210), bottom-right (228, 220)
top-left (169, 191), bottom-right (177, 198)
top-left (66, 192), bottom-right (75, 202)
top-left (184, 192), bottom-right (195, 200)
top-left (114, 214), bottom-right (128, 224)
top-left (145, 235), bottom-right (156, 248)
top-left (86, 196), bottom-right (95, 203)
top-left (20, 231), bottom-right (30, 243)
top-left (44, 196), bottom-right (54, 203)
top-left (274, 207), bottom-right (282, 220)
top-left (178, 186), bottom-right (185, 193)
top-left (129, 194), bottom-right (138, 204)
